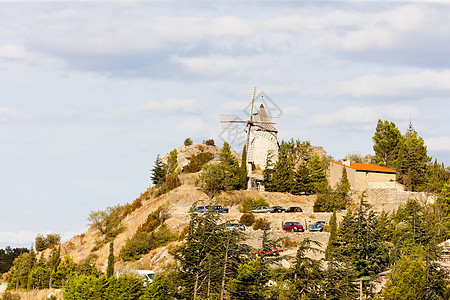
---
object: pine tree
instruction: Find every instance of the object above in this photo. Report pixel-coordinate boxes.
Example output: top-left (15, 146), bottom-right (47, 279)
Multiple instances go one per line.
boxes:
top-left (307, 153), bottom-right (327, 193)
top-left (150, 155), bottom-right (166, 186)
top-left (107, 241), bottom-right (114, 278)
top-left (167, 149), bottom-right (179, 175)
top-left (372, 119), bottom-right (404, 168)
top-left (269, 142), bottom-right (294, 193)
top-left (291, 164), bottom-right (312, 195)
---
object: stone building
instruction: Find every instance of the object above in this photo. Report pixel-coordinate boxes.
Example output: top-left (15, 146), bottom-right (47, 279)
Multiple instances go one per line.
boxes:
top-left (329, 159), bottom-right (397, 190)
top-left (246, 104), bottom-right (279, 190)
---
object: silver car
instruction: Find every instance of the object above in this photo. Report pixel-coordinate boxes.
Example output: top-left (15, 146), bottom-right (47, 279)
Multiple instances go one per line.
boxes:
top-left (251, 206), bottom-right (274, 213)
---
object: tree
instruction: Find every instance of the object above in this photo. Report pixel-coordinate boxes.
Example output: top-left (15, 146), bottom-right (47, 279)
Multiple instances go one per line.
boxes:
top-left (107, 241), bottom-right (114, 278)
top-left (372, 119), bottom-right (404, 168)
top-left (266, 142), bottom-right (294, 192)
top-left (167, 149), bottom-right (179, 175)
top-left (239, 145), bottom-right (248, 190)
top-left (307, 153), bottom-right (327, 193)
top-left (151, 155), bottom-right (166, 186)
top-left (291, 164), bottom-right (312, 195)
top-left (383, 255), bottom-right (426, 300)
top-left (184, 138), bottom-right (193, 146)
top-left (200, 142), bottom-right (240, 196)
top-left (228, 258), bottom-right (269, 300)
top-left (325, 211), bottom-right (338, 261)
top-left (397, 130), bottom-right (430, 191)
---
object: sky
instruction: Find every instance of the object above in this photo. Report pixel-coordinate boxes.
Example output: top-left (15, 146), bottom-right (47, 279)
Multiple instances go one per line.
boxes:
top-left (1, 1), bottom-right (450, 248)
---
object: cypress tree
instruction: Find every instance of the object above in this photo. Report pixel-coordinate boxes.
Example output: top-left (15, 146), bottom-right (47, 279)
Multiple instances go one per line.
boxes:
top-left (292, 164), bottom-right (312, 195)
top-left (270, 142), bottom-right (294, 192)
top-left (325, 211), bottom-right (338, 261)
top-left (107, 241), bottom-right (114, 278)
top-left (239, 145), bottom-right (248, 190)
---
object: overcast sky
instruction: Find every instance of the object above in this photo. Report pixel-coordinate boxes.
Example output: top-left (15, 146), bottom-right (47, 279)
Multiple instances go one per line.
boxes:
top-left (2, 1), bottom-right (450, 248)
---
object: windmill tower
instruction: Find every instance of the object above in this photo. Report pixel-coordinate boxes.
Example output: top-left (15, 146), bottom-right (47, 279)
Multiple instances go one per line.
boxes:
top-left (220, 87), bottom-right (279, 190)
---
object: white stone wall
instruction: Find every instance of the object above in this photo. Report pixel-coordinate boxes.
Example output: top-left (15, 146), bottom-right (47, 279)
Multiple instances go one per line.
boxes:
top-left (248, 129), bottom-right (278, 169)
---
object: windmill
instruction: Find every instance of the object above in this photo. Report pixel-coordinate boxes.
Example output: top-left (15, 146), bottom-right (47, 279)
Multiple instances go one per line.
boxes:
top-left (220, 87), bottom-right (278, 172)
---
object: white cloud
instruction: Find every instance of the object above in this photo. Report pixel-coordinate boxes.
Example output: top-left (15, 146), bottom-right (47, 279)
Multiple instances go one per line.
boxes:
top-left (0, 107), bottom-right (28, 122)
top-left (96, 98), bottom-right (200, 119)
top-left (0, 230), bottom-right (36, 245)
top-left (283, 106), bottom-right (305, 117)
top-left (174, 55), bottom-right (258, 76)
top-left (307, 69), bottom-right (450, 98)
top-left (310, 104), bottom-right (419, 126)
top-left (175, 117), bottom-right (210, 136)
top-left (426, 137), bottom-right (450, 152)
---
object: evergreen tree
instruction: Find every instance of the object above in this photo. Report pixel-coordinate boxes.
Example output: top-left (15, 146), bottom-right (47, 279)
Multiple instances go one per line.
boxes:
top-left (325, 211), bottom-right (338, 261)
top-left (228, 258), bottom-right (269, 300)
top-left (267, 142), bottom-right (294, 192)
top-left (107, 241), bottom-right (114, 278)
top-left (167, 149), bottom-right (179, 175)
top-left (184, 137), bottom-right (193, 146)
top-left (150, 155), bottom-right (166, 186)
top-left (307, 153), bottom-right (327, 193)
top-left (48, 245), bottom-right (61, 288)
top-left (372, 119), bottom-right (404, 168)
top-left (396, 130), bottom-right (430, 191)
top-left (291, 164), bottom-right (312, 195)
top-left (239, 145), bottom-right (248, 190)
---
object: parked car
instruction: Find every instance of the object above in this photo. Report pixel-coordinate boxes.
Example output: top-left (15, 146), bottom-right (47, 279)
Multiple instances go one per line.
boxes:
top-left (225, 222), bottom-right (246, 231)
top-left (271, 206), bottom-right (286, 213)
top-left (194, 205), bottom-right (209, 213)
top-left (251, 206), bottom-right (274, 213)
top-left (194, 205), bottom-right (229, 213)
top-left (308, 223), bottom-right (324, 232)
top-left (286, 206), bottom-right (303, 213)
top-left (253, 246), bottom-right (279, 257)
top-left (283, 222), bottom-right (304, 232)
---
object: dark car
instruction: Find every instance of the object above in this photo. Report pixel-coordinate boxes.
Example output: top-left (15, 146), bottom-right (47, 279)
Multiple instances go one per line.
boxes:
top-left (193, 205), bottom-right (229, 213)
top-left (253, 246), bottom-right (279, 257)
top-left (271, 206), bottom-right (286, 213)
top-left (308, 223), bottom-right (324, 232)
top-left (283, 222), bottom-right (304, 232)
top-left (286, 206), bottom-right (303, 213)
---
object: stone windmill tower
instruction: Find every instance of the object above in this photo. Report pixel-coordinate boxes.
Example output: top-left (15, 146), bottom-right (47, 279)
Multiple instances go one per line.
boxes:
top-left (221, 87), bottom-right (279, 190)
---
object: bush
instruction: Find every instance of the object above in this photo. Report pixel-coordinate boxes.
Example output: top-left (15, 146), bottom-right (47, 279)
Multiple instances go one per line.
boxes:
top-left (166, 174), bottom-right (181, 191)
top-left (240, 213), bottom-right (256, 227)
top-left (1, 291), bottom-right (20, 300)
top-left (253, 218), bottom-right (270, 230)
top-left (122, 198), bottom-right (143, 217)
top-left (184, 138), bottom-right (193, 146)
top-left (120, 226), bottom-right (177, 261)
top-left (35, 233), bottom-right (61, 251)
top-left (183, 152), bottom-right (214, 173)
top-left (137, 208), bottom-right (163, 234)
top-left (205, 139), bottom-right (215, 146)
top-left (64, 274), bottom-right (109, 300)
top-left (239, 196), bottom-right (269, 213)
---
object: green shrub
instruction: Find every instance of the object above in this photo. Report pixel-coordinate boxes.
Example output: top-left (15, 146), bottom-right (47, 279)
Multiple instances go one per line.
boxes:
top-left (252, 218), bottom-right (270, 230)
top-left (183, 152), bottom-right (214, 173)
top-left (35, 233), bottom-right (61, 251)
top-left (138, 208), bottom-right (163, 234)
top-left (166, 174), bottom-right (181, 190)
top-left (120, 226), bottom-right (177, 261)
top-left (239, 196), bottom-right (269, 212)
top-left (106, 275), bottom-right (144, 299)
top-left (239, 213), bottom-right (256, 226)
top-left (1, 291), bottom-right (20, 300)
top-left (64, 274), bottom-right (109, 300)
top-left (122, 198), bottom-right (143, 217)
top-left (184, 137), bottom-right (193, 146)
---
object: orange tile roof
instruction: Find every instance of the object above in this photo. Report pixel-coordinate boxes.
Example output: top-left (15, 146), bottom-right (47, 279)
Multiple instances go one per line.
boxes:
top-left (332, 161), bottom-right (396, 173)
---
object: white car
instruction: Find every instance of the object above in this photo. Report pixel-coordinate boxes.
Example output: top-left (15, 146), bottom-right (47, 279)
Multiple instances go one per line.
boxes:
top-left (251, 206), bottom-right (273, 213)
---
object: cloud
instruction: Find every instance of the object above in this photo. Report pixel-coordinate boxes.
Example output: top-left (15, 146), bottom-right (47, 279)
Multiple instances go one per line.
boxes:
top-left (283, 106), bottom-right (305, 117)
top-left (426, 137), bottom-right (450, 152)
top-left (310, 104), bottom-right (419, 126)
top-left (0, 230), bottom-right (36, 245)
top-left (175, 117), bottom-right (211, 137)
top-left (307, 69), bottom-right (450, 98)
top-left (0, 107), bottom-right (28, 122)
top-left (96, 98), bottom-right (200, 118)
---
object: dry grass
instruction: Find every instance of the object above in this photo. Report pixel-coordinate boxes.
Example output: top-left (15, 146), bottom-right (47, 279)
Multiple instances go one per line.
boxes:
top-left (12, 289), bottom-right (63, 300)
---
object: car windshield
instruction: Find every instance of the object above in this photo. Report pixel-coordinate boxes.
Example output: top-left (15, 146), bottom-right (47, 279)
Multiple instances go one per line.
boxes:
top-left (291, 222), bottom-right (301, 225)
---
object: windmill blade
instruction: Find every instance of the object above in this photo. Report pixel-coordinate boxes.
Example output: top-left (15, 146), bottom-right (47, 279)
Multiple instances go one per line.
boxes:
top-left (220, 114), bottom-right (247, 129)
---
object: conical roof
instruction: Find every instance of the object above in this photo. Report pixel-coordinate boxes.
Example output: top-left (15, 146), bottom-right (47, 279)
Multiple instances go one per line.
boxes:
top-left (252, 104), bottom-right (277, 132)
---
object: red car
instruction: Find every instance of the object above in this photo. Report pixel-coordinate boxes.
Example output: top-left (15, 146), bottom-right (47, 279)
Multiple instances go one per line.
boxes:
top-left (253, 246), bottom-right (279, 257)
top-left (283, 222), bottom-right (305, 232)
